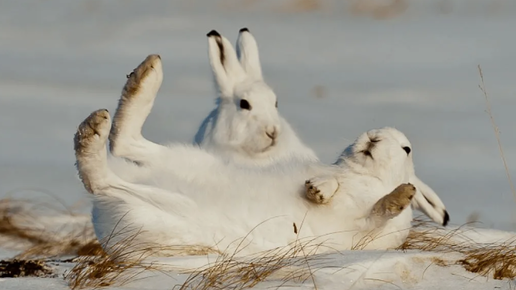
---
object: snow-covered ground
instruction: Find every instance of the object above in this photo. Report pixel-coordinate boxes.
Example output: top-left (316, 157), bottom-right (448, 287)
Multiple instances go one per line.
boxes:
top-left (0, 251), bottom-right (511, 290)
top-left (1, 0), bottom-right (516, 289)
top-left (0, 223), bottom-right (515, 290)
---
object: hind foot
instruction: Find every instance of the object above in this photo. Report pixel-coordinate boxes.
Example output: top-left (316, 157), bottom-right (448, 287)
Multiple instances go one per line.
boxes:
top-left (109, 54), bottom-right (163, 157)
top-left (75, 109), bottom-right (111, 155)
top-left (119, 54), bottom-right (162, 104)
top-left (370, 183), bottom-right (416, 224)
top-left (305, 176), bottom-right (339, 204)
top-left (75, 109), bottom-right (112, 194)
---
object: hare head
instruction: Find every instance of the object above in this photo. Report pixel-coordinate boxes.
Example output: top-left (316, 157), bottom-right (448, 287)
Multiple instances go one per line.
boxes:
top-left (339, 127), bottom-right (449, 226)
top-left (338, 127), bottom-right (415, 185)
top-left (384, 128), bottom-right (449, 226)
top-left (205, 28), bottom-right (281, 158)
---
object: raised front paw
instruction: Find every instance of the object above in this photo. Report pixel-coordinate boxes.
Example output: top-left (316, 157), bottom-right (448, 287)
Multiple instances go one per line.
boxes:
top-left (372, 183), bottom-right (416, 220)
top-left (305, 176), bottom-right (339, 204)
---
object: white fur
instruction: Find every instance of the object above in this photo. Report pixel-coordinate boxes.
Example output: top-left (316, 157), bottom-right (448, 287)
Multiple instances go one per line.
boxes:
top-left (191, 29), bottom-right (449, 225)
top-left (194, 29), bottom-right (317, 166)
top-left (107, 48), bottom-right (449, 228)
top-left (384, 129), bottom-right (449, 226)
top-left (77, 108), bottom-right (419, 256)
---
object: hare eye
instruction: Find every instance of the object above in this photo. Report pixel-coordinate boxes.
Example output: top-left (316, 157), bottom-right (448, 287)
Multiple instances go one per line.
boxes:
top-left (240, 99), bottom-right (252, 110)
top-left (402, 146), bottom-right (411, 155)
top-left (275, 101), bottom-right (278, 108)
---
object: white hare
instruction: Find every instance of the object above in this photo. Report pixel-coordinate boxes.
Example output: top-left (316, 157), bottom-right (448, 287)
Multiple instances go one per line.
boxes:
top-left (108, 28), bottom-right (316, 172)
top-left (76, 108), bottom-right (417, 256)
top-left (107, 30), bottom-right (449, 227)
top-left (193, 28), bottom-right (318, 165)
top-left (74, 55), bottom-right (446, 256)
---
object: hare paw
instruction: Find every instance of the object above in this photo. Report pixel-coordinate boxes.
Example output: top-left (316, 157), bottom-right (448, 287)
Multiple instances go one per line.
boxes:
top-left (372, 183), bottom-right (416, 220)
top-left (305, 176), bottom-right (339, 204)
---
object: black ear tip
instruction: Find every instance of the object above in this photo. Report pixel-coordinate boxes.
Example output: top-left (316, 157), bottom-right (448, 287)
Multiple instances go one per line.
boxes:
top-left (239, 27), bottom-right (249, 33)
top-left (442, 210), bottom-right (450, 227)
top-left (207, 30), bottom-right (220, 37)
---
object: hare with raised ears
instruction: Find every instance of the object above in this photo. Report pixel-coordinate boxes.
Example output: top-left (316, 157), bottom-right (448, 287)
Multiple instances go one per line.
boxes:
top-left (196, 28), bottom-right (449, 225)
top-left (194, 28), bottom-right (317, 165)
top-left (108, 29), bottom-right (316, 173)
top-left (74, 54), bottom-right (444, 255)
top-left (76, 109), bottom-right (418, 256)
top-left (107, 52), bottom-right (449, 227)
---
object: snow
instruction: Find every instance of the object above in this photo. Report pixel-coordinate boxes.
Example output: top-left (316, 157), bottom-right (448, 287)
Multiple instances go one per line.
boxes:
top-left (1, 0), bottom-right (516, 289)
top-left (0, 243), bottom-right (513, 289)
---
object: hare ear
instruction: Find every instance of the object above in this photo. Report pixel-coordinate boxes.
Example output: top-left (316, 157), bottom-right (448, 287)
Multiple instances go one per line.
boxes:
top-left (236, 28), bottom-right (263, 81)
top-left (207, 30), bottom-right (245, 98)
top-left (411, 176), bottom-right (450, 226)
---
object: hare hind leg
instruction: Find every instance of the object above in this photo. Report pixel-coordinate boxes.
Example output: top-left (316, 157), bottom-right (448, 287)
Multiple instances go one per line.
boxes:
top-left (75, 109), bottom-right (120, 194)
top-left (75, 109), bottom-right (159, 197)
top-left (109, 54), bottom-right (165, 165)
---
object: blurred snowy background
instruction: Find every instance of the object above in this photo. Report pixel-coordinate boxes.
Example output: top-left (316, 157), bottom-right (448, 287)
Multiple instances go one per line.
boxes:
top-left (0, 0), bottom-right (515, 230)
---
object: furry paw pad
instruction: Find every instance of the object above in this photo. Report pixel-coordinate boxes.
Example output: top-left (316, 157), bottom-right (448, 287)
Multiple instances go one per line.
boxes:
top-left (122, 54), bottom-right (162, 99)
top-left (74, 109), bottom-right (111, 154)
top-left (372, 183), bottom-right (416, 219)
top-left (305, 176), bottom-right (339, 204)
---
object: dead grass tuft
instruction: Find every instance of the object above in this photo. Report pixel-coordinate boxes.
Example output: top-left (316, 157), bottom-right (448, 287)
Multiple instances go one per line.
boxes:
top-left (459, 241), bottom-right (516, 280)
top-left (0, 199), bottom-right (49, 246)
top-left (66, 242), bottom-right (154, 289)
top-left (177, 237), bottom-right (324, 290)
top-left (178, 217), bottom-right (322, 290)
top-left (66, 223), bottom-right (218, 290)
top-left (0, 198), bottom-right (102, 259)
top-left (397, 217), bottom-right (473, 253)
top-left (398, 216), bottom-right (516, 280)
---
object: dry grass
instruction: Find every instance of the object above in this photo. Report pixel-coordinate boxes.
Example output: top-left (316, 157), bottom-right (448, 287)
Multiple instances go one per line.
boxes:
top-left (176, 217), bottom-right (323, 290)
top-left (477, 65), bottom-right (516, 203)
top-left (397, 217), bottom-right (474, 253)
top-left (177, 237), bottom-right (324, 290)
top-left (0, 198), bottom-right (103, 259)
top-left (398, 216), bottom-right (516, 280)
top-left (65, 230), bottom-right (157, 290)
top-left (65, 222), bottom-right (217, 290)
top-left (459, 241), bottom-right (516, 280)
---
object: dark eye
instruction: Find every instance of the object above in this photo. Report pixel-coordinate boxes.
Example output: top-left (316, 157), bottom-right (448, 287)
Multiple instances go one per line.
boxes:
top-left (240, 99), bottom-right (252, 110)
top-left (402, 146), bottom-right (411, 155)
top-left (275, 101), bottom-right (278, 108)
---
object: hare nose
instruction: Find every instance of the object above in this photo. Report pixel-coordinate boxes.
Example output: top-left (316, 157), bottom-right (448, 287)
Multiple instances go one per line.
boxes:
top-left (266, 127), bottom-right (277, 140)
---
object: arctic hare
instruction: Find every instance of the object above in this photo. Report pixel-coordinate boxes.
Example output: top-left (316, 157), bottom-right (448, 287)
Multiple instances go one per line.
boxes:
top-left (73, 54), bottom-right (446, 255)
top-left (194, 28), bottom-right (317, 165)
top-left (75, 109), bottom-right (418, 256)
top-left (108, 29), bottom-right (316, 170)
top-left (108, 36), bottom-right (449, 227)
